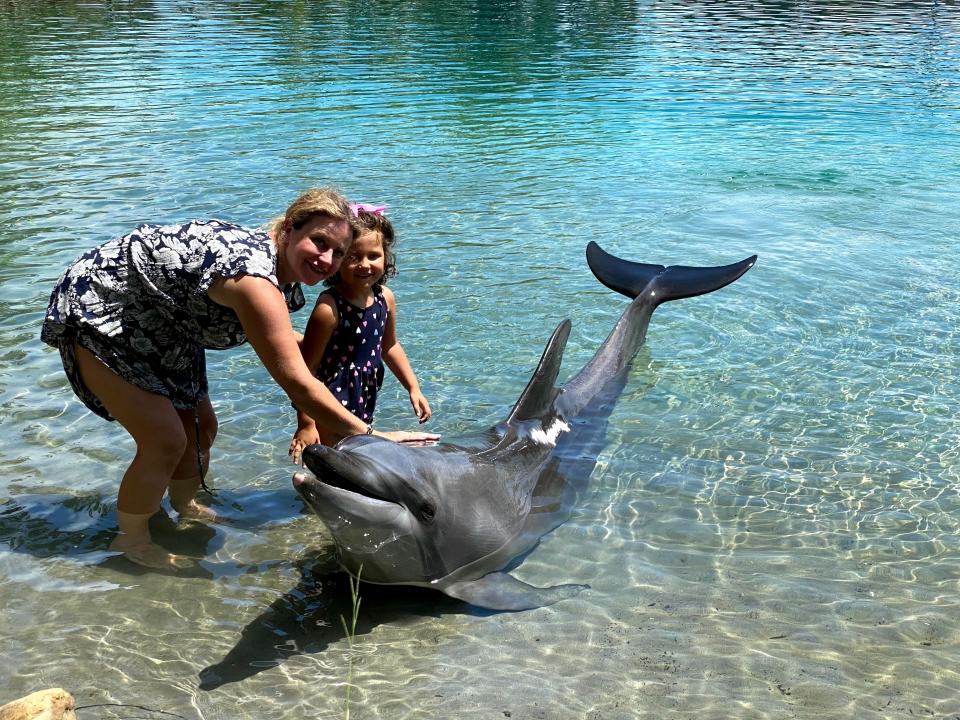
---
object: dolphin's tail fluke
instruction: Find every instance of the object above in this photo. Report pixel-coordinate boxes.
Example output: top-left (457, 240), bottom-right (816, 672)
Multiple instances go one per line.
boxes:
top-left (554, 242), bottom-right (757, 422)
top-left (586, 241), bottom-right (757, 305)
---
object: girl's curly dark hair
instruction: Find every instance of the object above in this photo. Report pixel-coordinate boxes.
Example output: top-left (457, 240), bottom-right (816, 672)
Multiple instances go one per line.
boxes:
top-left (324, 208), bottom-right (398, 288)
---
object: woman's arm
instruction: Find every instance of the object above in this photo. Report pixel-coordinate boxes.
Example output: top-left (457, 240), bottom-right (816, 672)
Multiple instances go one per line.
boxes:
top-left (381, 287), bottom-right (431, 423)
top-left (209, 276), bottom-right (438, 443)
top-left (209, 276), bottom-right (370, 440)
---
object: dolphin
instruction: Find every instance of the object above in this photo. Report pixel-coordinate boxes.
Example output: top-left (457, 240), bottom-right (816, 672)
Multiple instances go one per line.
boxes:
top-left (292, 242), bottom-right (756, 611)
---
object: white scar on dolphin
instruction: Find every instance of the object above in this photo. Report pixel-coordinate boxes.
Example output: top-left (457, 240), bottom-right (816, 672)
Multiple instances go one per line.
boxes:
top-left (294, 242), bottom-right (756, 611)
top-left (528, 419), bottom-right (571, 446)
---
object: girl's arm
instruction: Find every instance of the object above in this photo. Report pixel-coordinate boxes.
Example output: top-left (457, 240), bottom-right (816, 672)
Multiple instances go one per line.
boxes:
top-left (381, 286), bottom-right (431, 423)
top-left (208, 276), bottom-right (438, 443)
top-left (300, 293), bottom-right (338, 372)
top-left (290, 293), bottom-right (338, 461)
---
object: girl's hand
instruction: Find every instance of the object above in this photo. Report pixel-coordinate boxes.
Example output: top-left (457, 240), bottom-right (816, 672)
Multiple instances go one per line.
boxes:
top-left (409, 391), bottom-right (432, 423)
top-left (289, 427), bottom-right (321, 465)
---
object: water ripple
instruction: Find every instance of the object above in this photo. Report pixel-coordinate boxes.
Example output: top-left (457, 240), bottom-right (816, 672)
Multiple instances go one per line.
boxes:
top-left (2, 1), bottom-right (960, 717)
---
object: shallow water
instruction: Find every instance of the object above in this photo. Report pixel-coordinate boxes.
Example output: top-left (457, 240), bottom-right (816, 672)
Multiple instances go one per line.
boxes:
top-left (2, 1), bottom-right (960, 718)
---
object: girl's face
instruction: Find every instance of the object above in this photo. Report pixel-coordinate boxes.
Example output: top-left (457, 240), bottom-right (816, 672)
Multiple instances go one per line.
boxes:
top-left (340, 230), bottom-right (386, 289)
top-left (280, 213), bottom-right (352, 286)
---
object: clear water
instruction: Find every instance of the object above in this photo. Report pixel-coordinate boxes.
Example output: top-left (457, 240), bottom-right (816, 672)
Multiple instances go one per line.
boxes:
top-left (2, 2), bottom-right (959, 718)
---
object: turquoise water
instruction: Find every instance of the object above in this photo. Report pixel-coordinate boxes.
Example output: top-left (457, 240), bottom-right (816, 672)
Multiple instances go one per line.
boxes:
top-left (2, 2), bottom-right (959, 717)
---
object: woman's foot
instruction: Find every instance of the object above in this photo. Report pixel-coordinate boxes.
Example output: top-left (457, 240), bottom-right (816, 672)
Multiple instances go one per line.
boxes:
top-left (110, 533), bottom-right (189, 569)
top-left (113, 509), bottom-right (191, 569)
top-left (174, 499), bottom-right (219, 523)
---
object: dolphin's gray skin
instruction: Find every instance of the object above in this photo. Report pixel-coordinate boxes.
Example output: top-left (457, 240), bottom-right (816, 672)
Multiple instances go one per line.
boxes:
top-left (293, 242), bottom-right (756, 611)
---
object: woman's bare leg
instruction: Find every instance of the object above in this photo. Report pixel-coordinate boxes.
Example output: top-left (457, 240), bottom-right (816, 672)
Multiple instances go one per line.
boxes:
top-left (169, 396), bottom-right (219, 522)
top-left (74, 344), bottom-right (188, 569)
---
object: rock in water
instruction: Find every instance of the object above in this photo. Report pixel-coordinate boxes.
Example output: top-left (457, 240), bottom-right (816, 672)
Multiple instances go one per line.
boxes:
top-left (0, 689), bottom-right (76, 720)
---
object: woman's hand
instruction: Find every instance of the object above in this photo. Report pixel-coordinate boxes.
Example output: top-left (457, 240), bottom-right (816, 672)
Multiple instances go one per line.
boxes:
top-left (374, 429), bottom-right (440, 446)
top-left (409, 390), bottom-right (432, 423)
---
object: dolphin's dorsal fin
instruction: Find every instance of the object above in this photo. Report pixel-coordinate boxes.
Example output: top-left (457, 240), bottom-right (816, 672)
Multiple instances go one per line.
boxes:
top-left (506, 320), bottom-right (571, 424)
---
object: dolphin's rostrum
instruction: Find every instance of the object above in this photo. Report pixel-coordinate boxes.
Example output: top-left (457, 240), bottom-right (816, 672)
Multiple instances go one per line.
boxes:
top-left (293, 242), bottom-right (756, 611)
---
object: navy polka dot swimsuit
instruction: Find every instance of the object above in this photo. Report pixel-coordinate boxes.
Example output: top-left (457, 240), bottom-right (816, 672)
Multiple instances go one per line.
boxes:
top-left (316, 286), bottom-right (387, 423)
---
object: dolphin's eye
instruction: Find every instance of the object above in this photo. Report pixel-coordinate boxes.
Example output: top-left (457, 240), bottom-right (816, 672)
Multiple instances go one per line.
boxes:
top-left (420, 504), bottom-right (436, 522)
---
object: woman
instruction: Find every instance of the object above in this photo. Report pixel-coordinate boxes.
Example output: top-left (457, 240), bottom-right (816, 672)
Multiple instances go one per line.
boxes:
top-left (41, 187), bottom-right (438, 568)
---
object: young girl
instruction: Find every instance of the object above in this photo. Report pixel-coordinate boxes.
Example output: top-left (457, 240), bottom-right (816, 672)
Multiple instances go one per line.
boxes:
top-left (289, 204), bottom-right (431, 461)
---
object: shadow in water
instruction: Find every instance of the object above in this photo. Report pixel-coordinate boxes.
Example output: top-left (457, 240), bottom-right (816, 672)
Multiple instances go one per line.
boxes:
top-left (0, 493), bottom-right (222, 579)
top-left (198, 550), bottom-right (469, 690)
top-left (0, 491), bottom-right (472, 687)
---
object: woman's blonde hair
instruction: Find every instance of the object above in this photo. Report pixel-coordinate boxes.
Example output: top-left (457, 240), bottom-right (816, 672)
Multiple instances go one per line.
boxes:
top-left (268, 187), bottom-right (359, 245)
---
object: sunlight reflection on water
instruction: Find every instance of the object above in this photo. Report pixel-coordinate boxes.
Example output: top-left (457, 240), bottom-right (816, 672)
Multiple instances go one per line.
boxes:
top-left (2, 1), bottom-right (960, 718)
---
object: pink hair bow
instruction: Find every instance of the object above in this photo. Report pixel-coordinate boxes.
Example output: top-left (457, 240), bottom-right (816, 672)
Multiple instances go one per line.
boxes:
top-left (349, 202), bottom-right (387, 216)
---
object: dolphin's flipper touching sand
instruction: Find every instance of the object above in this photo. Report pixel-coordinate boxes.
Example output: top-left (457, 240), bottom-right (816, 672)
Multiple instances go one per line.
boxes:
top-left (443, 572), bottom-right (588, 612)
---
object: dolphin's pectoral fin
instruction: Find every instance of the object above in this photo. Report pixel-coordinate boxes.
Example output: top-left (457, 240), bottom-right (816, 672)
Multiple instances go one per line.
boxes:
top-left (442, 572), bottom-right (588, 611)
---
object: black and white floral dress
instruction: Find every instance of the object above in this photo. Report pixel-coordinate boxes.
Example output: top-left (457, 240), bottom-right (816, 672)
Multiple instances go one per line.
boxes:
top-left (41, 219), bottom-right (305, 420)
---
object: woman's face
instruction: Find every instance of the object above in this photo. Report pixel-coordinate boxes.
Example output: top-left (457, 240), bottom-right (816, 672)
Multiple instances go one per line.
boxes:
top-left (280, 213), bottom-right (353, 285)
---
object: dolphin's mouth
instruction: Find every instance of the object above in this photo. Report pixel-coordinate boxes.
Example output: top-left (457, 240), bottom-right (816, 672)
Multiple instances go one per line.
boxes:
top-left (293, 471), bottom-right (394, 511)
top-left (313, 470), bottom-right (386, 502)
top-left (300, 443), bottom-right (395, 506)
